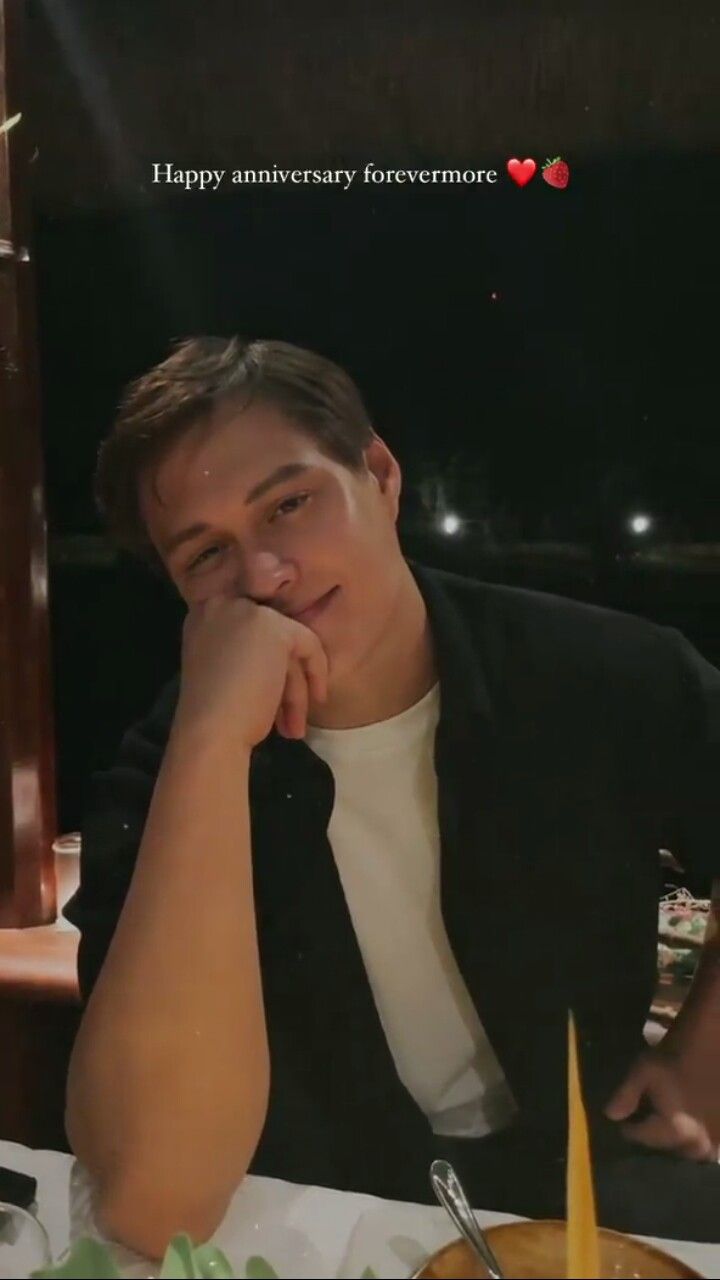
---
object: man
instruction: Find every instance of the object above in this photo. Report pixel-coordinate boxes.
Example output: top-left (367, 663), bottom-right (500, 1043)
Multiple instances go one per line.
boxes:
top-left (64, 336), bottom-right (720, 1258)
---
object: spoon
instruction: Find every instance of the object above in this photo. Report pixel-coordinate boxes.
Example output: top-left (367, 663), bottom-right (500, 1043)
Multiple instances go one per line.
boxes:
top-left (429, 1159), bottom-right (505, 1279)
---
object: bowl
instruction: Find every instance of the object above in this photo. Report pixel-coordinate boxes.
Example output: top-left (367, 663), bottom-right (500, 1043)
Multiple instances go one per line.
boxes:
top-left (412, 1219), bottom-right (701, 1278)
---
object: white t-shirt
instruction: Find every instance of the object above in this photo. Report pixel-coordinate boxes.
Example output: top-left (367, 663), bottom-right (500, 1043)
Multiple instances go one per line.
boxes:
top-left (305, 684), bottom-right (516, 1138)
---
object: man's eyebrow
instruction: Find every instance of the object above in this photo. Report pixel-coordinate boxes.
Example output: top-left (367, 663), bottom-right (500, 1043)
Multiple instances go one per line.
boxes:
top-left (245, 462), bottom-right (311, 505)
top-left (161, 463), bottom-right (312, 558)
top-left (162, 522), bottom-right (211, 557)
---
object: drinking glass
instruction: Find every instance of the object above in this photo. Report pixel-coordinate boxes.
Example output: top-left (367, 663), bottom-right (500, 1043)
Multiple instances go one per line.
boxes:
top-left (0, 1201), bottom-right (52, 1278)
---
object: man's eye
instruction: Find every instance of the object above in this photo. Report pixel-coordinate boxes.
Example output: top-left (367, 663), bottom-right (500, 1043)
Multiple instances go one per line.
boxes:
top-left (269, 492), bottom-right (311, 522)
top-left (187, 545), bottom-right (223, 572)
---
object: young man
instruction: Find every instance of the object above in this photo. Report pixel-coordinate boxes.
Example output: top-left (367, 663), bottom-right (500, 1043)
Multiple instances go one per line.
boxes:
top-left (64, 337), bottom-right (720, 1257)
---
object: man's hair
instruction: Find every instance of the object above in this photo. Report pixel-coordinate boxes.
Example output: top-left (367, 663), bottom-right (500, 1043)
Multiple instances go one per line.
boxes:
top-left (95, 336), bottom-right (376, 563)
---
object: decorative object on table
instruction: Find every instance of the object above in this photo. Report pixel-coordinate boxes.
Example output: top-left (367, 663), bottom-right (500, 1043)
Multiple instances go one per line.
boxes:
top-left (658, 887), bottom-right (710, 954)
top-left (244, 1259), bottom-right (279, 1279)
top-left (428, 1161), bottom-right (503, 1278)
top-left (650, 887), bottom-right (711, 1029)
top-left (28, 1237), bottom-right (378, 1278)
top-left (565, 1013), bottom-right (599, 1277)
top-left (51, 833), bottom-right (82, 857)
top-left (29, 1232), bottom-right (234, 1278)
top-left (0, 1202), bottom-right (52, 1279)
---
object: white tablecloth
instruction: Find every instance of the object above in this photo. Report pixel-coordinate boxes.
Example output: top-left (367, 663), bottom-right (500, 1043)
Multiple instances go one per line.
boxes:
top-left (1, 1138), bottom-right (718, 1278)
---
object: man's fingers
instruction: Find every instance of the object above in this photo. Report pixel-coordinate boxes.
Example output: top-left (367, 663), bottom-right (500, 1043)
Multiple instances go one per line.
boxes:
top-left (622, 1112), bottom-right (715, 1161)
top-left (607, 1056), bottom-right (683, 1123)
top-left (605, 1071), bottom-right (646, 1121)
top-left (686, 1131), bottom-right (717, 1162)
top-left (290, 624), bottom-right (329, 705)
top-left (273, 620), bottom-right (328, 737)
top-left (620, 1054), bottom-right (711, 1159)
top-left (608, 1054), bottom-right (717, 1162)
top-left (277, 659), bottom-right (309, 739)
top-left (639, 1059), bottom-right (686, 1116)
top-left (299, 651), bottom-right (329, 707)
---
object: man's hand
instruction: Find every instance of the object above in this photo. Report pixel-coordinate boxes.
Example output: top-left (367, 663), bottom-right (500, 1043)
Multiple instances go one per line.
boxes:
top-left (176, 596), bottom-right (329, 746)
top-left (605, 1048), bottom-right (717, 1161)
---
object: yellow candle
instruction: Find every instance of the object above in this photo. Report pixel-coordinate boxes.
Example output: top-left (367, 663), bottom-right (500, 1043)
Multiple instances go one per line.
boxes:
top-left (567, 1013), bottom-right (601, 1278)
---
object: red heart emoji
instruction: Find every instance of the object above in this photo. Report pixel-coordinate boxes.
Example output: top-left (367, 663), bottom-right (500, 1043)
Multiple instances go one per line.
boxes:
top-left (507, 157), bottom-right (537, 187)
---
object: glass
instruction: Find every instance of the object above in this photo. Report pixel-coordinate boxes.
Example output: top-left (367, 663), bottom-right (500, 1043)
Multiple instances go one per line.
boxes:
top-left (0, 1202), bottom-right (52, 1279)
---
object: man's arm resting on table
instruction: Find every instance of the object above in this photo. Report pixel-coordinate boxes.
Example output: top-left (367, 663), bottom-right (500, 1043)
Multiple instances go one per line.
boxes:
top-left (66, 596), bottom-right (329, 1256)
top-left (65, 720), bottom-right (270, 1259)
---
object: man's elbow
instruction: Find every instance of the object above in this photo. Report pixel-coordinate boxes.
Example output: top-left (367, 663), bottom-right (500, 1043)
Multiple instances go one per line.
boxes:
top-left (97, 1175), bottom-right (240, 1260)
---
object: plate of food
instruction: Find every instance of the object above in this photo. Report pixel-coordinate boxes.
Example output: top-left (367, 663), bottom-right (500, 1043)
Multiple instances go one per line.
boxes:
top-left (411, 1219), bottom-right (701, 1279)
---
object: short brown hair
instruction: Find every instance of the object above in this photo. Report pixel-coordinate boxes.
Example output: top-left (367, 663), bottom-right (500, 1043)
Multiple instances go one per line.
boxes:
top-left (95, 336), bottom-right (375, 563)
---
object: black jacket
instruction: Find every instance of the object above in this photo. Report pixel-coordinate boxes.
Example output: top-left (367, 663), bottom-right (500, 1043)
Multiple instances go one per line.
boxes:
top-left (64, 563), bottom-right (720, 1203)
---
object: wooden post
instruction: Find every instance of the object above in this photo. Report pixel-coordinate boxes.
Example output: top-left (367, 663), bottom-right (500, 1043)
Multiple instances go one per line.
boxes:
top-left (0, 0), bottom-right (57, 926)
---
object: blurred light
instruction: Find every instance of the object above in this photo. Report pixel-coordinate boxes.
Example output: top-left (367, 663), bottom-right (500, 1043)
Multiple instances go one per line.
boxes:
top-left (628, 513), bottom-right (653, 535)
top-left (439, 512), bottom-right (462, 535)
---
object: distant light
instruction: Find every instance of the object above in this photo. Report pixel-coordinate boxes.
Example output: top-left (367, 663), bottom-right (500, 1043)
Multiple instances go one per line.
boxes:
top-left (629, 513), bottom-right (653, 535)
top-left (440, 512), bottom-right (462, 536)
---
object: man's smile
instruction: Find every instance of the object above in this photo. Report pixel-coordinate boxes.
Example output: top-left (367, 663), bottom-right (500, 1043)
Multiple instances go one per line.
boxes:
top-left (287, 586), bottom-right (340, 626)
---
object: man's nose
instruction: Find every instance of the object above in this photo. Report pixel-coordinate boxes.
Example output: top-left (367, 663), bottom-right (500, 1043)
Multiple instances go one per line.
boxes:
top-left (241, 550), bottom-right (297, 603)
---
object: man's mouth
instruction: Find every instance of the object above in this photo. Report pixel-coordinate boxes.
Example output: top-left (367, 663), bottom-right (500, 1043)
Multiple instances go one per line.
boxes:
top-left (290, 586), bottom-right (339, 625)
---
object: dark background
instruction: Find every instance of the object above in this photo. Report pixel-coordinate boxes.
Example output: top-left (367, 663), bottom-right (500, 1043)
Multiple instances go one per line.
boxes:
top-left (25, 1), bottom-right (720, 830)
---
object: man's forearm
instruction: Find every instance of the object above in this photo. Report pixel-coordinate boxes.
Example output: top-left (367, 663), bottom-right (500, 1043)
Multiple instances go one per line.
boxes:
top-left (65, 718), bottom-right (270, 1254)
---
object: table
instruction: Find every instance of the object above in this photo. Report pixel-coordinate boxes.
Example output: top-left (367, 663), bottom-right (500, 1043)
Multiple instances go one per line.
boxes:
top-left (0, 856), bottom-right (80, 1149)
top-left (1, 1138), bottom-right (719, 1278)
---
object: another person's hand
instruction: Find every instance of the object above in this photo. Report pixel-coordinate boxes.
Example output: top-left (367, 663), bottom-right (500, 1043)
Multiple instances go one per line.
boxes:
top-left (605, 1048), bottom-right (717, 1161)
top-left (176, 596), bottom-right (329, 746)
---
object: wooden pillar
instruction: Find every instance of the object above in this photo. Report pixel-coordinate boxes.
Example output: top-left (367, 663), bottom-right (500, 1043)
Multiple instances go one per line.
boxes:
top-left (0, 0), bottom-right (57, 926)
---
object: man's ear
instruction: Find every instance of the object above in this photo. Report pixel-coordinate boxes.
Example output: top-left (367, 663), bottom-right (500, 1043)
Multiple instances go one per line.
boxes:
top-left (365, 435), bottom-right (402, 517)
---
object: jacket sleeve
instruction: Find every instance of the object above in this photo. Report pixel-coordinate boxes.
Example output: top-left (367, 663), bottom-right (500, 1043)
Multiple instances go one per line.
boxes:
top-left (63, 677), bottom-right (180, 1004)
top-left (663, 627), bottom-right (720, 888)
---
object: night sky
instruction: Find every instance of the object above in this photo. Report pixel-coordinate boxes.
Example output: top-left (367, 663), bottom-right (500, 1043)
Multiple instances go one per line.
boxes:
top-left (37, 153), bottom-right (718, 543)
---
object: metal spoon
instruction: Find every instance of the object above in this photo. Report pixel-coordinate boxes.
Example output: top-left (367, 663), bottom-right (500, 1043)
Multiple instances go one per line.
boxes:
top-left (429, 1159), bottom-right (505, 1279)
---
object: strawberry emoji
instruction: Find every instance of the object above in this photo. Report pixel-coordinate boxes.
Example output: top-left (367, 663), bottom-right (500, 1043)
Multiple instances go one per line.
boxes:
top-left (542, 156), bottom-right (570, 188)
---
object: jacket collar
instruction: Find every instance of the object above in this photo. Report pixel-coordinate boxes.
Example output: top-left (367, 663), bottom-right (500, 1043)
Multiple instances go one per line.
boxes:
top-left (408, 559), bottom-right (494, 739)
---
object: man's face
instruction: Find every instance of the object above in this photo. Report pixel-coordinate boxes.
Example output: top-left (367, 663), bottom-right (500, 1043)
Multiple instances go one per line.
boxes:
top-left (139, 399), bottom-right (406, 688)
